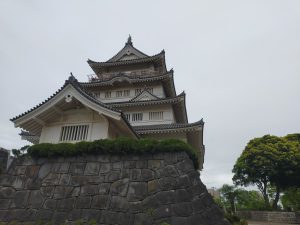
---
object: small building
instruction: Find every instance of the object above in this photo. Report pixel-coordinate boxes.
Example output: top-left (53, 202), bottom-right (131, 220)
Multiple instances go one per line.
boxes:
top-left (11, 37), bottom-right (205, 169)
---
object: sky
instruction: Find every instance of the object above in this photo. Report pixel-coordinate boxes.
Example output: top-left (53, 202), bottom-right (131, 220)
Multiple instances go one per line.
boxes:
top-left (0, 0), bottom-right (299, 188)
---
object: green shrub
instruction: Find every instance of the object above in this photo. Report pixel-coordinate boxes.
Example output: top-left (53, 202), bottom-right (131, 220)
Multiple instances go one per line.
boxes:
top-left (27, 138), bottom-right (199, 169)
top-left (225, 213), bottom-right (248, 225)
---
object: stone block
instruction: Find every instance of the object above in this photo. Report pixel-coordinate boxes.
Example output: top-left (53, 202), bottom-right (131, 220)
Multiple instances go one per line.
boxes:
top-left (36, 209), bottom-right (53, 220)
top-left (53, 186), bottom-right (73, 199)
top-left (38, 163), bottom-right (52, 179)
top-left (128, 201), bottom-right (143, 213)
top-left (91, 195), bottom-right (109, 209)
top-left (158, 177), bottom-right (177, 190)
top-left (59, 162), bottom-right (70, 173)
top-left (59, 173), bottom-right (71, 185)
top-left (176, 159), bottom-right (194, 175)
top-left (81, 184), bottom-right (99, 196)
top-left (175, 189), bottom-right (192, 202)
top-left (0, 199), bottom-right (11, 209)
top-left (43, 199), bottom-right (57, 210)
top-left (141, 169), bottom-right (154, 181)
top-left (68, 209), bottom-right (82, 221)
top-left (11, 176), bottom-right (25, 189)
top-left (99, 183), bottom-right (111, 194)
top-left (123, 161), bottom-right (136, 169)
top-left (148, 160), bottom-right (163, 169)
top-left (99, 163), bottom-right (111, 173)
top-left (177, 174), bottom-right (191, 188)
top-left (52, 211), bottom-right (68, 224)
top-left (0, 187), bottom-right (15, 198)
top-left (57, 198), bottom-right (75, 211)
top-left (13, 190), bottom-right (30, 208)
top-left (28, 190), bottom-right (44, 208)
top-left (9, 209), bottom-right (36, 221)
top-left (84, 162), bottom-right (101, 175)
top-left (172, 202), bottom-right (193, 217)
top-left (106, 171), bottom-right (121, 182)
top-left (130, 169), bottom-right (142, 181)
top-left (171, 216), bottom-right (189, 225)
top-left (134, 213), bottom-right (153, 225)
top-left (148, 180), bottom-right (161, 194)
top-left (111, 178), bottom-right (129, 196)
top-left (112, 161), bottom-right (122, 170)
top-left (156, 190), bottom-right (176, 205)
top-left (69, 162), bottom-right (86, 175)
top-left (128, 182), bottom-right (147, 201)
top-left (71, 187), bottom-right (81, 197)
top-left (40, 186), bottom-right (54, 198)
top-left (153, 205), bottom-right (172, 219)
top-left (96, 155), bottom-right (110, 162)
top-left (136, 160), bottom-right (147, 169)
top-left (13, 166), bottom-right (27, 175)
top-left (109, 196), bottom-right (129, 212)
top-left (76, 196), bottom-right (92, 209)
top-left (81, 209), bottom-right (101, 221)
top-left (42, 173), bottom-right (60, 185)
top-left (25, 165), bottom-right (40, 177)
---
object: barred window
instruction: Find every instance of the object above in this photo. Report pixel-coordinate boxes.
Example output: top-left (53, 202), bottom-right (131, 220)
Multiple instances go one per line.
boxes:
top-left (125, 113), bottom-right (131, 121)
top-left (105, 91), bottom-right (111, 98)
top-left (149, 112), bottom-right (163, 120)
top-left (123, 90), bottom-right (130, 96)
top-left (132, 113), bottom-right (143, 121)
top-left (93, 92), bottom-right (100, 98)
top-left (60, 125), bottom-right (89, 142)
top-left (116, 91), bottom-right (123, 97)
top-left (135, 89), bottom-right (142, 96)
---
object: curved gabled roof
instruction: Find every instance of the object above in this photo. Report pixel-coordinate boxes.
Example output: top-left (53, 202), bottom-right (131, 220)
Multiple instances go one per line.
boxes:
top-left (81, 70), bottom-right (173, 86)
top-left (10, 75), bottom-right (120, 122)
top-left (107, 36), bottom-right (149, 62)
top-left (87, 50), bottom-right (165, 67)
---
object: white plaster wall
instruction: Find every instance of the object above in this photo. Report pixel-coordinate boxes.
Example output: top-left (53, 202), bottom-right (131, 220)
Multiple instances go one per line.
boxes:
top-left (96, 84), bottom-right (165, 103)
top-left (39, 108), bottom-right (109, 143)
top-left (124, 105), bottom-right (175, 126)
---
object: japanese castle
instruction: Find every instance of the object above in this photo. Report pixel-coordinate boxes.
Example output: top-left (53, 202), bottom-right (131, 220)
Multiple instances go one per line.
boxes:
top-left (11, 37), bottom-right (205, 169)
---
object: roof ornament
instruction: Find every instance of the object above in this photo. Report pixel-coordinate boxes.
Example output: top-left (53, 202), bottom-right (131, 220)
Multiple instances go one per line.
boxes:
top-left (126, 34), bottom-right (133, 46)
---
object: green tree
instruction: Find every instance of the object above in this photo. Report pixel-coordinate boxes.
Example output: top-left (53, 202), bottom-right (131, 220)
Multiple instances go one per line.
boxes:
top-left (232, 134), bottom-right (299, 210)
top-left (218, 184), bottom-right (241, 214)
top-left (235, 190), bottom-right (265, 211)
top-left (281, 187), bottom-right (300, 211)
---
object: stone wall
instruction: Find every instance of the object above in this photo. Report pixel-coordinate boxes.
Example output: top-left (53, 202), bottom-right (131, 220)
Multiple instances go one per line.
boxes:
top-left (237, 211), bottom-right (300, 224)
top-left (0, 152), bottom-right (229, 225)
top-left (0, 148), bottom-right (9, 171)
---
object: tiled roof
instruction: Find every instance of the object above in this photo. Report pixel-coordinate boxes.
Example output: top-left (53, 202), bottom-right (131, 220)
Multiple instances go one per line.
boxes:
top-left (133, 120), bottom-right (204, 134)
top-left (108, 92), bottom-right (185, 108)
top-left (10, 75), bottom-right (121, 122)
top-left (80, 71), bottom-right (173, 87)
top-left (87, 51), bottom-right (165, 67)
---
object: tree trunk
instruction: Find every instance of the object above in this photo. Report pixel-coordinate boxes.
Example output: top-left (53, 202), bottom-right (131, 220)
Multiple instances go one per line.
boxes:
top-left (272, 186), bottom-right (281, 210)
top-left (260, 181), bottom-right (271, 210)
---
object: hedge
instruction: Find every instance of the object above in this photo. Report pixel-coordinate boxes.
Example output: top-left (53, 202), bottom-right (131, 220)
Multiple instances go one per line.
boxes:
top-left (27, 138), bottom-right (199, 169)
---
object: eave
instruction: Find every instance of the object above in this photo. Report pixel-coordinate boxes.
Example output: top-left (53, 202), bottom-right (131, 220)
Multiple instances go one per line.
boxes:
top-left (133, 119), bottom-right (204, 135)
top-left (81, 70), bottom-right (176, 98)
top-left (11, 75), bottom-right (138, 139)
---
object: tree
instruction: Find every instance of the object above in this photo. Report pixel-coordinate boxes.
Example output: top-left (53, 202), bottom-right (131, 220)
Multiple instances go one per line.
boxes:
top-left (281, 187), bottom-right (300, 211)
top-left (232, 134), bottom-right (299, 210)
top-left (218, 184), bottom-right (241, 214)
top-left (235, 190), bottom-right (265, 211)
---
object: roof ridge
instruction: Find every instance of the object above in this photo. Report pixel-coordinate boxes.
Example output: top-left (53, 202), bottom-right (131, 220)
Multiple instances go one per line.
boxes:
top-left (10, 75), bottom-right (121, 121)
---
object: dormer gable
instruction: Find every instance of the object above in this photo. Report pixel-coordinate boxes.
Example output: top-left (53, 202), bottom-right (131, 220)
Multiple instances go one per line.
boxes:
top-left (107, 35), bottom-right (149, 62)
top-left (130, 88), bottom-right (160, 102)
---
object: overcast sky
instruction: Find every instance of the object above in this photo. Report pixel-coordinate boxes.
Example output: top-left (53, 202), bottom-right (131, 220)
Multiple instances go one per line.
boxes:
top-left (1, 0), bottom-right (299, 188)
